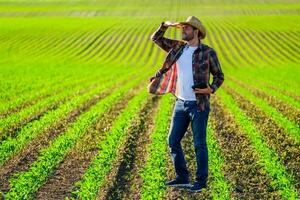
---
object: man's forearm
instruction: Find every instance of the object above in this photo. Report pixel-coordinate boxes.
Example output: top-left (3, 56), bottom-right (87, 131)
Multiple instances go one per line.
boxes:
top-left (210, 73), bottom-right (224, 94)
top-left (209, 50), bottom-right (224, 94)
top-left (150, 22), bottom-right (177, 52)
top-left (150, 22), bottom-right (168, 43)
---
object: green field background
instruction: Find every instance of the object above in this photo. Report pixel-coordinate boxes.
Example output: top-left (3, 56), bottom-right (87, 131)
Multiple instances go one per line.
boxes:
top-left (0, 0), bottom-right (299, 199)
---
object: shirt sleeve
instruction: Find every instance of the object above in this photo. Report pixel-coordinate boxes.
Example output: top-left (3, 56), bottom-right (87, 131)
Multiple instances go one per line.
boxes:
top-left (209, 49), bottom-right (224, 94)
top-left (150, 22), bottom-right (180, 53)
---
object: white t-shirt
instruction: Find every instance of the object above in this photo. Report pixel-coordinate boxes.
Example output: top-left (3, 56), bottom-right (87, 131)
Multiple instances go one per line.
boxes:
top-left (175, 45), bottom-right (198, 101)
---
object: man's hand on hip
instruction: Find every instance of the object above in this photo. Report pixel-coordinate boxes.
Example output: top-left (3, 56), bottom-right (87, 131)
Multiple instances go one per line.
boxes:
top-left (193, 87), bottom-right (214, 94)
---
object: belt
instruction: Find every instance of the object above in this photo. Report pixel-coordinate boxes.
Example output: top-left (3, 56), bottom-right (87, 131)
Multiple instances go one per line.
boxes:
top-left (176, 97), bottom-right (197, 103)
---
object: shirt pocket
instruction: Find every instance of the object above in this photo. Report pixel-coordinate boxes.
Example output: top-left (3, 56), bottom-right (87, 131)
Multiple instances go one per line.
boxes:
top-left (200, 59), bottom-right (209, 71)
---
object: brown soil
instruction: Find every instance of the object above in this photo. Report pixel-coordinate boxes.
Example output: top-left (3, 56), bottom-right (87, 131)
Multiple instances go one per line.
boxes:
top-left (34, 86), bottom-right (142, 199)
top-left (230, 77), bottom-right (300, 124)
top-left (208, 93), bottom-right (280, 199)
top-left (0, 81), bottom-right (101, 142)
top-left (224, 84), bottom-right (300, 192)
top-left (0, 88), bottom-right (112, 193)
top-left (96, 95), bottom-right (159, 200)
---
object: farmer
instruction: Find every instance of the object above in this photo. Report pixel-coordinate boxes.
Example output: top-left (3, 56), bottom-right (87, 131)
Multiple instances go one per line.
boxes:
top-left (148, 16), bottom-right (224, 192)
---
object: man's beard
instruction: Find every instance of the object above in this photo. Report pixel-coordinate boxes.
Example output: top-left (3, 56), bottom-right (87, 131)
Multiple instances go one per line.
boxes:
top-left (182, 33), bottom-right (194, 41)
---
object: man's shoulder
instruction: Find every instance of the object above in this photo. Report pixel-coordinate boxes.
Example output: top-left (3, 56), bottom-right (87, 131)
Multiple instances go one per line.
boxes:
top-left (176, 40), bottom-right (186, 46)
top-left (168, 40), bottom-right (186, 51)
top-left (202, 43), bottom-right (215, 52)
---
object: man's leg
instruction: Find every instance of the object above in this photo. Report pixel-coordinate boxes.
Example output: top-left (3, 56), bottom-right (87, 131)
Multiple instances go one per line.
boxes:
top-left (190, 105), bottom-right (210, 186)
top-left (167, 99), bottom-right (191, 181)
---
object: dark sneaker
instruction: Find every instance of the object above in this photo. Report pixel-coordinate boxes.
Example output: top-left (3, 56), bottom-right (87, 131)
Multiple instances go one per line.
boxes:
top-left (165, 178), bottom-right (191, 188)
top-left (188, 181), bottom-right (207, 192)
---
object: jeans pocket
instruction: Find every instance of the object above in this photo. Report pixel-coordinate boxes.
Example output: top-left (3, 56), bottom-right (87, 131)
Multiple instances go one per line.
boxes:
top-left (195, 105), bottom-right (210, 114)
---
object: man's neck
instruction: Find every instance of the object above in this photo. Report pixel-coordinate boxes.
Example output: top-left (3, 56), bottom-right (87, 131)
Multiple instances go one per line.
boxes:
top-left (187, 39), bottom-right (200, 47)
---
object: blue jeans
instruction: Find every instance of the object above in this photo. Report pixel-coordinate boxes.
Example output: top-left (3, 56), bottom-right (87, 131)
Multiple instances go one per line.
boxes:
top-left (168, 97), bottom-right (210, 185)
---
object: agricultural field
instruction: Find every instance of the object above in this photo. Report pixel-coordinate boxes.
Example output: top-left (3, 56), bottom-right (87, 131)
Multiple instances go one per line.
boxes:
top-left (0, 0), bottom-right (299, 199)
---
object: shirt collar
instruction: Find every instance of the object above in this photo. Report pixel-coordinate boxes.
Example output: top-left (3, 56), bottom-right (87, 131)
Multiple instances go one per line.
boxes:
top-left (183, 42), bottom-right (203, 50)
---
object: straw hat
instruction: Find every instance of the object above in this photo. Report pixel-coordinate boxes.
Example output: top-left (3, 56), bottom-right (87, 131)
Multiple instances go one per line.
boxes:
top-left (165, 16), bottom-right (206, 39)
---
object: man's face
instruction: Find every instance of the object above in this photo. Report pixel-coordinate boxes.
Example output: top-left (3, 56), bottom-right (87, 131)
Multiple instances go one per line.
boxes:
top-left (181, 24), bottom-right (197, 41)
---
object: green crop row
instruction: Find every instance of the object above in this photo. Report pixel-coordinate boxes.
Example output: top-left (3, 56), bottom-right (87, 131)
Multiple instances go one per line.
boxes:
top-left (0, 74), bottom-right (106, 134)
top-left (226, 64), bottom-right (300, 97)
top-left (4, 71), bottom-right (150, 199)
top-left (218, 88), bottom-right (298, 199)
top-left (71, 88), bottom-right (149, 199)
top-left (226, 80), bottom-right (300, 144)
top-left (1, 74), bottom-right (93, 115)
top-left (206, 123), bottom-right (232, 200)
top-left (0, 58), bottom-right (133, 114)
top-left (139, 94), bottom-right (173, 200)
top-left (0, 61), bottom-right (127, 116)
top-left (229, 75), bottom-right (300, 110)
top-left (0, 64), bottom-right (134, 137)
top-left (0, 60), bottom-right (86, 102)
top-left (0, 67), bottom-right (144, 166)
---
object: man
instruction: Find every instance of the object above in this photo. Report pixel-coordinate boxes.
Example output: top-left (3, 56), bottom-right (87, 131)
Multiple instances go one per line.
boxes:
top-left (148, 16), bottom-right (224, 192)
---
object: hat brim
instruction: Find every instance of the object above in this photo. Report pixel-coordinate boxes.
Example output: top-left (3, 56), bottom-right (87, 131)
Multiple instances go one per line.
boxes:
top-left (171, 22), bottom-right (206, 39)
top-left (171, 22), bottom-right (195, 27)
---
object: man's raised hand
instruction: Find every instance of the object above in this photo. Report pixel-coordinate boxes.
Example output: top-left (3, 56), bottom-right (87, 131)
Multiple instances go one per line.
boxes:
top-left (163, 21), bottom-right (176, 28)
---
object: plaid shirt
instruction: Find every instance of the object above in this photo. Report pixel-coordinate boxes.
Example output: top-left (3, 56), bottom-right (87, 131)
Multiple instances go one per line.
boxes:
top-left (149, 22), bottom-right (224, 111)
